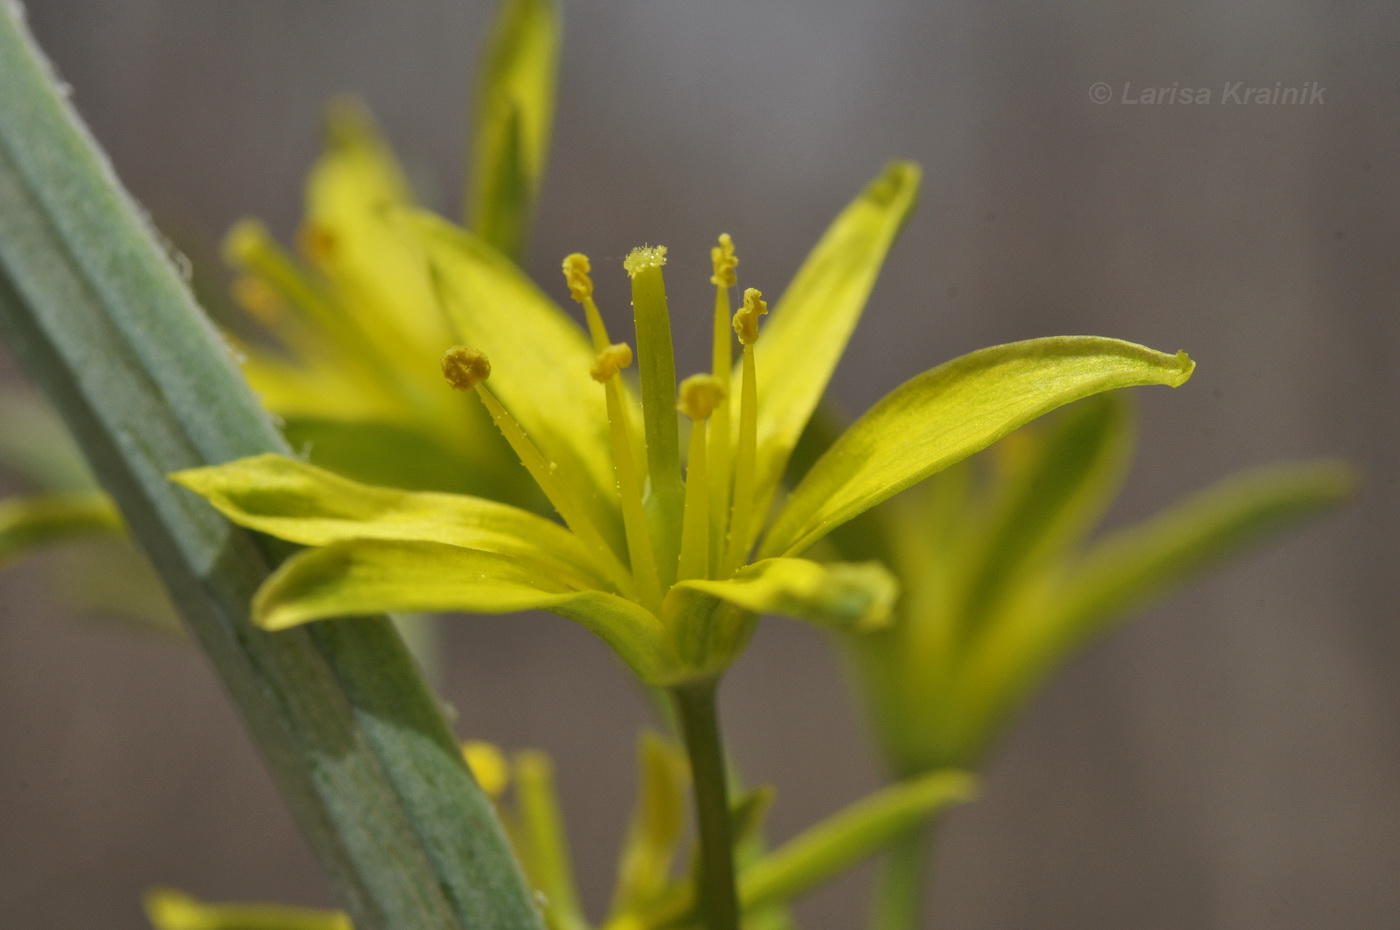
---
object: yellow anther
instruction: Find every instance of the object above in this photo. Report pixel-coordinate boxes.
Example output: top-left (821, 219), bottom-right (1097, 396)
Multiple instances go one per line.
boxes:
top-left (222, 218), bottom-right (271, 269)
top-left (298, 221), bottom-right (339, 265)
top-left (590, 343), bottom-right (633, 382)
top-left (442, 345), bottom-right (492, 391)
top-left (678, 374), bottom-right (727, 420)
top-left (462, 741), bottom-right (510, 799)
top-left (562, 253), bottom-right (594, 303)
top-left (622, 244), bottom-right (668, 278)
top-left (710, 233), bottom-right (738, 288)
top-left (732, 287), bottom-right (768, 346)
top-left (232, 275), bottom-right (286, 326)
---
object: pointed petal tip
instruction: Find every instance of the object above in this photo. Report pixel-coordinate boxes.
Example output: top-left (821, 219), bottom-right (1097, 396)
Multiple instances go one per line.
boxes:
top-left (1171, 349), bottom-right (1195, 385)
top-left (866, 160), bottom-right (922, 210)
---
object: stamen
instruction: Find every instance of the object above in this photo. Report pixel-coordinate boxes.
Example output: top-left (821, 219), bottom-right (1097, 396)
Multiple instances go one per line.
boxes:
top-left (626, 245), bottom-right (685, 588)
top-left (677, 375), bottom-right (726, 581)
top-left (588, 340), bottom-right (664, 611)
top-left (725, 289), bottom-right (766, 574)
top-left (560, 256), bottom-right (664, 611)
top-left (441, 345), bottom-right (492, 391)
top-left (224, 220), bottom-right (336, 332)
top-left (707, 235), bottom-right (738, 567)
top-left (678, 374), bottom-right (727, 422)
top-left (442, 346), bottom-right (635, 597)
top-left (590, 343), bottom-right (633, 383)
top-left (232, 275), bottom-right (287, 327)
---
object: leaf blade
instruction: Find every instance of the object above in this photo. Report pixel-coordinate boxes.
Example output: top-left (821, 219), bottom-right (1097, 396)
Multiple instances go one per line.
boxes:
top-left (951, 459), bottom-right (1356, 763)
top-left (0, 491), bottom-right (123, 568)
top-left (0, 10), bottom-right (543, 928)
top-left (739, 770), bottom-right (976, 913)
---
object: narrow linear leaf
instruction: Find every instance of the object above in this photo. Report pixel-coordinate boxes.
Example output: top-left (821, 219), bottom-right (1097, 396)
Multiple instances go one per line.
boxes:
top-left (739, 770), bottom-right (976, 913)
top-left (0, 11), bottom-right (542, 929)
top-left (1053, 459), bottom-right (1356, 643)
top-left (955, 392), bottom-right (1135, 629)
top-left (0, 387), bottom-right (96, 490)
top-left (514, 751), bottom-right (590, 930)
top-left (952, 459), bottom-right (1356, 763)
top-left (144, 887), bottom-right (351, 930)
top-left (742, 162), bottom-right (921, 528)
top-left (0, 491), bottom-right (123, 568)
top-left (762, 337), bottom-right (1194, 558)
top-left (468, 0), bottom-right (561, 259)
top-left (610, 733), bottom-right (690, 917)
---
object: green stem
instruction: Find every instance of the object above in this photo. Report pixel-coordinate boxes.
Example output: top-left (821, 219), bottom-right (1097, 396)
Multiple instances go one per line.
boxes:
top-left (869, 818), bottom-right (936, 930)
top-left (671, 680), bottom-right (740, 930)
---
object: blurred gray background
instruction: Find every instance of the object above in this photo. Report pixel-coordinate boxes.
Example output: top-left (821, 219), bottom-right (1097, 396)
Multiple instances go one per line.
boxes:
top-left (2, 1), bottom-right (1397, 928)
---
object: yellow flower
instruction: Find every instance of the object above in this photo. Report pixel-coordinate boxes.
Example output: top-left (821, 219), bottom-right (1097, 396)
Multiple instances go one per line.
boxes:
top-left (172, 160), bottom-right (1194, 689)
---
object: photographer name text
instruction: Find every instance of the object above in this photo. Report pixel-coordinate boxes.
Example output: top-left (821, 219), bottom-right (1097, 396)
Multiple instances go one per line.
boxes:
top-left (1088, 81), bottom-right (1325, 106)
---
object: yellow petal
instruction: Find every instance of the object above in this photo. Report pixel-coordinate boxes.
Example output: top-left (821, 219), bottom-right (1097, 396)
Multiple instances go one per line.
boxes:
top-left (762, 337), bottom-right (1195, 558)
top-left (735, 162), bottom-right (921, 546)
top-left (660, 556), bottom-right (897, 676)
top-left (404, 213), bottom-right (626, 553)
top-left (468, 0), bottom-right (561, 259)
top-left (172, 453), bottom-right (605, 590)
top-left (253, 539), bottom-right (683, 686)
top-left (304, 100), bottom-right (452, 356)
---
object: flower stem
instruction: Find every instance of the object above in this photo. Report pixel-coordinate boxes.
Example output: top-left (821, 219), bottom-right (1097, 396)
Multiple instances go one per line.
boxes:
top-left (869, 817), bottom-right (936, 930)
top-left (671, 679), bottom-right (740, 930)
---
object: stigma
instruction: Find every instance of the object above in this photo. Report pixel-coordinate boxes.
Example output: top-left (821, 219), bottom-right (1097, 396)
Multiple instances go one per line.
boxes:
top-left (623, 245), bottom-right (668, 278)
top-left (710, 233), bottom-right (738, 288)
top-left (562, 253), bottom-right (593, 303)
top-left (732, 288), bottom-right (768, 345)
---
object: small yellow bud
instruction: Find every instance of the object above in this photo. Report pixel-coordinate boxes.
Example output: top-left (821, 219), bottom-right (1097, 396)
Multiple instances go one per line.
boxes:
top-left (590, 343), bottom-right (634, 382)
top-left (732, 287), bottom-right (768, 345)
top-left (710, 233), bottom-right (738, 288)
top-left (562, 253), bottom-right (593, 303)
top-left (442, 345), bottom-right (491, 391)
top-left (222, 218), bottom-right (271, 269)
top-left (232, 275), bottom-right (285, 326)
top-left (622, 245), bottom-right (668, 278)
top-left (298, 221), bottom-right (338, 265)
top-left (462, 741), bottom-right (510, 799)
top-left (678, 374), bottom-right (727, 420)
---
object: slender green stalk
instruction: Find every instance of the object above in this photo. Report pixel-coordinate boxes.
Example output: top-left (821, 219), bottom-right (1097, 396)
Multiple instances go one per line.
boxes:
top-left (0, 10), bottom-right (541, 929)
top-left (671, 680), bottom-right (740, 930)
top-left (869, 819), bottom-right (936, 930)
